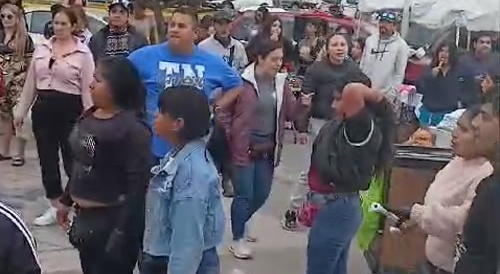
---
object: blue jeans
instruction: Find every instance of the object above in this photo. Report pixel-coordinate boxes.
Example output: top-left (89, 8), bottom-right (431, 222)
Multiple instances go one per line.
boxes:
top-left (139, 248), bottom-right (220, 274)
top-left (306, 193), bottom-right (362, 274)
top-left (230, 158), bottom-right (274, 240)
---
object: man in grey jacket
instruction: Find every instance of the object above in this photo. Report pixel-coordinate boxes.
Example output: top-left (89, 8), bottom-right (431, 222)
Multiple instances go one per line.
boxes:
top-left (360, 10), bottom-right (409, 104)
top-left (198, 10), bottom-right (248, 73)
top-left (89, 0), bottom-right (148, 62)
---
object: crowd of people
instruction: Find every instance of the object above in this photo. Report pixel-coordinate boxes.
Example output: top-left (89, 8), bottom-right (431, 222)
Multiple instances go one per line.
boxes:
top-left (0, 0), bottom-right (499, 274)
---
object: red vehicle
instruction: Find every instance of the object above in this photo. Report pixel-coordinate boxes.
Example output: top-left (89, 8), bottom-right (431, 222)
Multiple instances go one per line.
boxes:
top-left (231, 8), bottom-right (374, 44)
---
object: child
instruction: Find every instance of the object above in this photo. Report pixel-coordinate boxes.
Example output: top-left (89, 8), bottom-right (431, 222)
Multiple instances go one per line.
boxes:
top-left (141, 85), bottom-right (225, 274)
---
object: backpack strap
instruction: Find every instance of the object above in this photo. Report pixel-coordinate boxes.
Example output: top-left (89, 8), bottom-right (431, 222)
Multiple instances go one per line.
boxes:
top-left (228, 45), bottom-right (236, 66)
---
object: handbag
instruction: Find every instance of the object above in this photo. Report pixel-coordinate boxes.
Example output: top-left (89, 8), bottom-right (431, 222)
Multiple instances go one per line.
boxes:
top-left (297, 194), bottom-right (319, 227)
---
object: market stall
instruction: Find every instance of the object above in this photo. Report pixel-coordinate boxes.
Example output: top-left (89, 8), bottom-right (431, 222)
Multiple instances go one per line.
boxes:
top-left (363, 144), bottom-right (454, 273)
top-left (360, 85), bottom-right (461, 272)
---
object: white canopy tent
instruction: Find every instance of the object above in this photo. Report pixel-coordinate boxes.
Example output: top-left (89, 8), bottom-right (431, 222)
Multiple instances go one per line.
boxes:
top-left (462, 0), bottom-right (500, 31)
top-left (357, 0), bottom-right (500, 31)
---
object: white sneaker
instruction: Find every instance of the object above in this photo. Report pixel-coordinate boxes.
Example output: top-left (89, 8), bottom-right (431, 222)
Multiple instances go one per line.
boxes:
top-left (33, 207), bottom-right (57, 226)
top-left (229, 239), bottom-right (253, 259)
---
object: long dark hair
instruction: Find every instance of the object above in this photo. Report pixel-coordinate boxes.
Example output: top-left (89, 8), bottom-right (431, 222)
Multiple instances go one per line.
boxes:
top-left (260, 15), bottom-right (283, 40)
top-left (97, 56), bottom-right (146, 119)
top-left (431, 41), bottom-right (459, 68)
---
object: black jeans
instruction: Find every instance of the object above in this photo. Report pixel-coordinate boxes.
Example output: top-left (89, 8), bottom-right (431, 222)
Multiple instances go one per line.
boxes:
top-left (71, 206), bottom-right (142, 274)
top-left (31, 90), bottom-right (82, 199)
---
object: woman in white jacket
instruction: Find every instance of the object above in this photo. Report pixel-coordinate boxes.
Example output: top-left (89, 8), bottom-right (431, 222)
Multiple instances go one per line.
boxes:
top-left (394, 107), bottom-right (493, 273)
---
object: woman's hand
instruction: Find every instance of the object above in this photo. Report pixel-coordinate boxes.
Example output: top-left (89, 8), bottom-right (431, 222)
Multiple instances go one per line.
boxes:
top-left (431, 61), bottom-right (444, 77)
top-left (55, 203), bottom-right (71, 232)
top-left (13, 116), bottom-right (24, 129)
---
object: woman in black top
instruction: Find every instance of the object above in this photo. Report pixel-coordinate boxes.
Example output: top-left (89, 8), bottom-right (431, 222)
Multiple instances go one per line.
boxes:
top-left (56, 56), bottom-right (151, 274)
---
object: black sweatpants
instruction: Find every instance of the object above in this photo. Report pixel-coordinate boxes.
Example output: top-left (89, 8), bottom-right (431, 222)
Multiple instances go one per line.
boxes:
top-left (31, 90), bottom-right (82, 199)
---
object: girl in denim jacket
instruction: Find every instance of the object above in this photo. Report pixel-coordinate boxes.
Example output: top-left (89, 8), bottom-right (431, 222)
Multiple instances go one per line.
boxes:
top-left (141, 85), bottom-right (225, 274)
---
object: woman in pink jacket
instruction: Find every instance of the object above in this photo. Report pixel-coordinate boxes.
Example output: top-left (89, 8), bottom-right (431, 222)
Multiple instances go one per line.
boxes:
top-left (395, 106), bottom-right (493, 273)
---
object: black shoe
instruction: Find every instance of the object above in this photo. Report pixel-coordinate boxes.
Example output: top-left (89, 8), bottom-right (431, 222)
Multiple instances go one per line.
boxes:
top-left (281, 209), bottom-right (299, 231)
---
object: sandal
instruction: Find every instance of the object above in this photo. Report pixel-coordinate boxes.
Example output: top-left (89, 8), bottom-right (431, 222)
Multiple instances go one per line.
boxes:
top-left (11, 157), bottom-right (25, 167)
top-left (0, 153), bottom-right (12, 161)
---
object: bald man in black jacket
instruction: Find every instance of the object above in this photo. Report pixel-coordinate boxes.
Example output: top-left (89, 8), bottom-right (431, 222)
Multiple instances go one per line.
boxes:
top-left (0, 201), bottom-right (41, 274)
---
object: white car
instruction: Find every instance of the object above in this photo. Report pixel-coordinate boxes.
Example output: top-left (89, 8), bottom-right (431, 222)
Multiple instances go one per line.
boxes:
top-left (25, 7), bottom-right (108, 45)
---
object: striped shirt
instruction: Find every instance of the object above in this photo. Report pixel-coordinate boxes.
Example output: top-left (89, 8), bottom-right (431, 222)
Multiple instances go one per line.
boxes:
top-left (0, 201), bottom-right (41, 274)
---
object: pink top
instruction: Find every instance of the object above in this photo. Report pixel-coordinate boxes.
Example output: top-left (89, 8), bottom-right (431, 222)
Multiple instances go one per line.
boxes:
top-left (410, 156), bottom-right (493, 272)
top-left (15, 37), bottom-right (94, 119)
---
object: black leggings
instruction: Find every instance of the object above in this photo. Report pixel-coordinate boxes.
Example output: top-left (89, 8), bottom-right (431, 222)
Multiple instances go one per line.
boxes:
top-left (31, 90), bottom-right (82, 199)
top-left (71, 206), bottom-right (142, 274)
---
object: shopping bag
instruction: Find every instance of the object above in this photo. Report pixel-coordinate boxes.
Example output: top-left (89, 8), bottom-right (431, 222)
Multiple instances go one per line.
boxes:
top-left (357, 175), bottom-right (386, 251)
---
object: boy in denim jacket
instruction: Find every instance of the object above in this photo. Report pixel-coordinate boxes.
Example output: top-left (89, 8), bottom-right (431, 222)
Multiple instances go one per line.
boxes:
top-left (141, 85), bottom-right (225, 274)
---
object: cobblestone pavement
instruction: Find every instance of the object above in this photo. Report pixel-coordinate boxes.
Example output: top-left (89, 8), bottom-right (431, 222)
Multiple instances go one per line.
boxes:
top-left (0, 135), bottom-right (370, 274)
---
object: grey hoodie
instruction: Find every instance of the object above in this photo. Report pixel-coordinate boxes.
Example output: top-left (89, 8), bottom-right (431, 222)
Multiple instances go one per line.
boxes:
top-left (360, 32), bottom-right (409, 101)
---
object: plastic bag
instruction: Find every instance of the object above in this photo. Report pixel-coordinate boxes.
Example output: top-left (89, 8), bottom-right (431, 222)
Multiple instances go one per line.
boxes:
top-left (357, 175), bottom-right (386, 251)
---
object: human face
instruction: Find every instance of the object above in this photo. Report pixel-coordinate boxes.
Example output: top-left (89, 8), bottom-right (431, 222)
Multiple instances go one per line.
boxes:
top-left (109, 5), bottom-right (128, 28)
top-left (270, 20), bottom-right (281, 37)
top-left (0, 9), bottom-right (16, 29)
top-left (168, 12), bottom-right (197, 47)
top-left (331, 89), bottom-right (364, 119)
top-left (379, 20), bottom-right (395, 37)
top-left (89, 65), bottom-right (114, 110)
top-left (208, 25), bottom-right (215, 36)
top-left (305, 22), bottom-right (317, 36)
top-left (474, 36), bottom-right (492, 55)
top-left (154, 111), bottom-right (183, 145)
top-left (255, 11), bottom-right (263, 22)
top-left (471, 103), bottom-right (500, 160)
top-left (451, 114), bottom-right (479, 159)
top-left (351, 41), bottom-right (362, 60)
top-left (327, 34), bottom-right (348, 64)
top-left (437, 46), bottom-right (450, 65)
top-left (214, 20), bottom-right (230, 37)
top-left (257, 48), bottom-right (283, 77)
top-left (133, 3), bottom-right (146, 17)
top-left (481, 74), bottom-right (495, 93)
top-left (53, 12), bottom-right (75, 39)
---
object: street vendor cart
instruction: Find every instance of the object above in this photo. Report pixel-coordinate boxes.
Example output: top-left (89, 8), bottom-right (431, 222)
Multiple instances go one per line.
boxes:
top-left (364, 144), bottom-right (454, 274)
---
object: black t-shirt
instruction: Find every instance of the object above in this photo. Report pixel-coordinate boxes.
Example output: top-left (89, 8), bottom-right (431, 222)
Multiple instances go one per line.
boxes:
top-left (61, 109), bottom-right (151, 231)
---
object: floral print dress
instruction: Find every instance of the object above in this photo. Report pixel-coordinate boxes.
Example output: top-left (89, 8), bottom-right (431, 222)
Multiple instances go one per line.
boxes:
top-left (0, 34), bottom-right (34, 119)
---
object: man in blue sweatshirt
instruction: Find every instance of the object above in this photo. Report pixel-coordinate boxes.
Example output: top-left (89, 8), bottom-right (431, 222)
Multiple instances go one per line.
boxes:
top-left (128, 6), bottom-right (243, 163)
top-left (129, 6), bottom-right (242, 274)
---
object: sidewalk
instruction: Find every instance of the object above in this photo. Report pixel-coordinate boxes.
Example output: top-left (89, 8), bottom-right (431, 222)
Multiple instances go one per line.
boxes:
top-left (0, 136), bottom-right (370, 274)
top-left (0, 145), bottom-right (309, 274)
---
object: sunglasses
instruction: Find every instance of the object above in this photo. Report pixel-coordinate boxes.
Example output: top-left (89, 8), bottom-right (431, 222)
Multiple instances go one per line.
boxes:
top-left (378, 12), bottom-right (398, 21)
top-left (0, 14), bottom-right (13, 20)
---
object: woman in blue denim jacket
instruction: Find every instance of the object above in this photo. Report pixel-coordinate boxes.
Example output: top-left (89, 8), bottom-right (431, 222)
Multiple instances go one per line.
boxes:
top-left (140, 85), bottom-right (225, 274)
